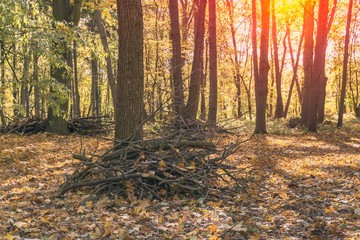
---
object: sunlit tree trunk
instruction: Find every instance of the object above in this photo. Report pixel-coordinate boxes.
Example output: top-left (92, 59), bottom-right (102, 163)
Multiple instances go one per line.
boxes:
top-left (184, 0), bottom-right (207, 121)
top-left (251, 0), bottom-right (259, 123)
top-left (115, 0), bottom-right (144, 140)
top-left (308, 0), bottom-right (329, 132)
top-left (208, 0), bottom-right (217, 124)
top-left (254, 0), bottom-right (270, 133)
top-left (337, 0), bottom-right (353, 127)
top-left (317, 0), bottom-right (337, 123)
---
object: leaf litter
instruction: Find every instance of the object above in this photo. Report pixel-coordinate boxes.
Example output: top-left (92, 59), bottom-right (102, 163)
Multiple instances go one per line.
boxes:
top-left (0, 125), bottom-right (359, 239)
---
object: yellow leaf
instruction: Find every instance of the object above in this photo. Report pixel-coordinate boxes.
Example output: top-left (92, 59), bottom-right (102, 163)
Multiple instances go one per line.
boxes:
top-left (159, 160), bottom-right (166, 168)
top-left (209, 236), bottom-right (220, 240)
top-left (77, 206), bottom-right (86, 214)
top-left (4, 233), bottom-right (15, 240)
top-left (187, 161), bottom-right (196, 170)
top-left (208, 224), bottom-right (217, 233)
top-left (249, 233), bottom-right (261, 240)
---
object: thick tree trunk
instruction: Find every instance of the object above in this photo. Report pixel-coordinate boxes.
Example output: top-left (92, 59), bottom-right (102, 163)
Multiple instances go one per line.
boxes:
top-left (301, 0), bottom-right (315, 126)
top-left (208, 0), bottom-right (217, 124)
top-left (115, 0), bottom-right (144, 140)
top-left (183, 0), bottom-right (207, 121)
top-left (337, 0), bottom-right (353, 127)
top-left (308, 0), bottom-right (329, 132)
top-left (46, 0), bottom-right (72, 134)
top-left (21, 48), bottom-right (30, 118)
top-left (169, 0), bottom-right (185, 119)
top-left (254, 0), bottom-right (270, 133)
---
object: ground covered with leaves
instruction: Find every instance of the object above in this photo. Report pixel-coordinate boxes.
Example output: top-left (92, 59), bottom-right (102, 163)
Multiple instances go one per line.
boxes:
top-left (0, 120), bottom-right (359, 239)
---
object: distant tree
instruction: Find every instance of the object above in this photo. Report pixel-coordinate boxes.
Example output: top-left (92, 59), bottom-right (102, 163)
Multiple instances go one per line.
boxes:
top-left (208, 0), bottom-right (217, 124)
top-left (114, 0), bottom-right (144, 140)
top-left (337, 0), bottom-right (354, 127)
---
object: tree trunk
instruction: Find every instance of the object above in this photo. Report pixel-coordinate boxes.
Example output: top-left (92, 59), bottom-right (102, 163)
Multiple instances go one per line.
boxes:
top-left (115, 0), bottom-right (144, 140)
top-left (46, 0), bottom-right (72, 134)
top-left (91, 55), bottom-right (100, 117)
top-left (208, 0), bottom-right (217, 124)
top-left (283, 26), bottom-right (304, 118)
top-left (183, 0), bottom-right (207, 121)
top-left (169, 0), bottom-right (185, 119)
top-left (337, 0), bottom-right (353, 127)
top-left (317, 0), bottom-right (337, 123)
top-left (254, 0), bottom-right (270, 133)
top-left (95, 10), bottom-right (117, 112)
top-left (0, 41), bottom-right (6, 126)
top-left (308, 0), bottom-right (329, 132)
top-left (72, 41), bottom-right (81, 118)
top-left (33, 42), bottom-right (40, 118)
top-left (271, 0), bottom-right (283, 118)
top-left (301, 0), bottom-right (315, 126)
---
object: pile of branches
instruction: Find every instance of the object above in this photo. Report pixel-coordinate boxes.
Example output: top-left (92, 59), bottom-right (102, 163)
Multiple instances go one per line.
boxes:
top-left (59, 131), bottom-right (244, 200)
top-left (68, 116), bottom-right (114, 135)
top-left (0, 117), bottom-right (46, 135)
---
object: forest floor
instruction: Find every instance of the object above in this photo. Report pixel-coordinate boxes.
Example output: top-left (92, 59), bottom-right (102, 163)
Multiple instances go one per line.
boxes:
top-left (0, 118), bottom-right (359, 239)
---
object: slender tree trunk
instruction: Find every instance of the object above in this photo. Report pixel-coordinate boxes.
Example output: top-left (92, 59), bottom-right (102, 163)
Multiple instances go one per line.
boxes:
top-left (72, 41), bottom-right (81, 118)
top-left (317, 0), bottom-right (337, 123)
top-left (284, 26), bottom-right (304, 118)
top-left (95, 10), bottom-right (117, 112)
top-left (337, 0), bottom-right (353, 127)
top-left (301, 0), bottom-right (315, 126)
top-left (91, 55), bottom-right (100, 117)
top-left (200, 39), bottom-right (208, 120)
top-left (115, 0), bottom-right (144, 140)
top-left (21, 48), bottom-right (30, 118)
top-left (208, 0), bottom-right (217, 124)
top-left (254, 0), bottom-right (270, 133)
top-left (0, 41), bottom-right (6, 126)
top-left (169, 0), bottom-right (185, 119)
top-left (183, 0), bottom-right (207, 121)
top-left (271, 0), bottom-right (283, 118)
top-left (308, 0), bottom-right (329, 132)
top-left (33, 42), bottom-right (40, 118)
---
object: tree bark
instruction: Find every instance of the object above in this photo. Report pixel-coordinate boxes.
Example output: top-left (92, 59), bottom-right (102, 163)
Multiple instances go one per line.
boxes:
top-left (271, 0), bottom-right (283, 118)
top-left (46, 0), bottom-right (72, 134)
top-left (115, 0), bottom-right (144, 140)
top-left (184, 0), bottom-right (207, 121)
top-left (301, 0), bottom-right (315, 126)
top-left (308, 0), bottom-right (329, 132)
top-left (208, 0), bottom-right (217, 124)
top-left (337, 0), bottom-right (353, 127)
top-left (254, 0), bottom-right (270, 133)
top-left (169, 0), bottom-right (185, 119)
